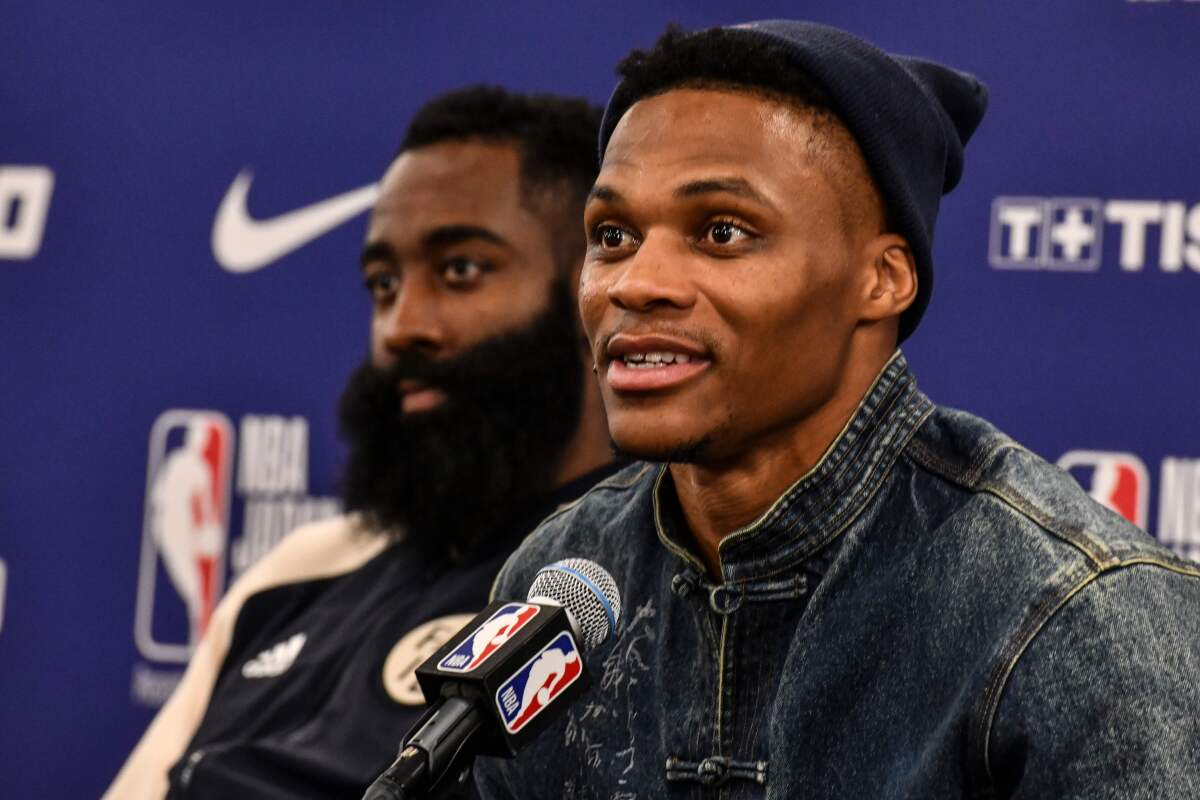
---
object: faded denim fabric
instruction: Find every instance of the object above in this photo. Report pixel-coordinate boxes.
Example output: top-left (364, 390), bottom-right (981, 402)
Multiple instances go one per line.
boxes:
top-left (475, 353), bottom-right (1200, 799)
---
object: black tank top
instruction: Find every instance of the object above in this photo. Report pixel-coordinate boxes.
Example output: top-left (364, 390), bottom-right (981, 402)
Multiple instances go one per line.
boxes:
top-left (166, 465), bottom-right (616, 799)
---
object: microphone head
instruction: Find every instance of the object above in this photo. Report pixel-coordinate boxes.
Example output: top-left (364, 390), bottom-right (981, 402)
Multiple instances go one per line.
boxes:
top-left (526, 559), bottom-right (621, 652)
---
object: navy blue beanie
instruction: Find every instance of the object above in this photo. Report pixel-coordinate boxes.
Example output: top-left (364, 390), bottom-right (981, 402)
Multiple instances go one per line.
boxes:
top-left (597, 20), bottom-right (989, 341)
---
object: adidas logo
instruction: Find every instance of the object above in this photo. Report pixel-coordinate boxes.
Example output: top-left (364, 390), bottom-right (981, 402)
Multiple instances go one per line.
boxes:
top-left (242, 632), bottom-right (307, 679)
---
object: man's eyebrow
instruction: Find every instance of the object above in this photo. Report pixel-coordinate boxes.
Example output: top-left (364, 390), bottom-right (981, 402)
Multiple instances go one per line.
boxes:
top-left (587, 184), bottom-right (623, 204)
top-left (422, 224), bottom-right (507, 249)
top-left (360, 226), bottom-right (509, 270)
top-left (675, 177), bottom-right (776, 210)
top-left (359, 241), bottom-right (394, 270)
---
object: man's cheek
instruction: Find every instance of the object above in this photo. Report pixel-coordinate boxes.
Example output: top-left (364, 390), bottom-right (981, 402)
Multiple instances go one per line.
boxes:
top-left (575, 271), bottom-right (607, 338)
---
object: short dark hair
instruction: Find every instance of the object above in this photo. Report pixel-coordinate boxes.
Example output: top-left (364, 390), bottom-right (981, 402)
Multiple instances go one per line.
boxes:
top-left (398, 86), bottom-right (603, 270)
top-left (605, 24), bottom-right (894, 264)
top-left (611, 25), bottom-right (836, 129)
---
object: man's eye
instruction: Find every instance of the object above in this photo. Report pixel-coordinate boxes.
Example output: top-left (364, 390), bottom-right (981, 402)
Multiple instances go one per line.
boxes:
top-left (442, 258), bottom-right (484, 285)
top-left (703, 220), bottom-right (750, 245)
top-left (595, 224), bottom-right (635, 250)
top-left (364, 272), bottom-right (398, 300)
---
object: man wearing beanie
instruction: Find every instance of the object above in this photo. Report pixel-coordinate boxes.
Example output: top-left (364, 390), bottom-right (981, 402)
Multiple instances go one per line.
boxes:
top-left (475, 21), bottom-right (1200, 799)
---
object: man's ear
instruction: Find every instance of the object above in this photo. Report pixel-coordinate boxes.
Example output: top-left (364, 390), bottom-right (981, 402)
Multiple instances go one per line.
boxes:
top-left (860, 234), bottom-right (918, 322)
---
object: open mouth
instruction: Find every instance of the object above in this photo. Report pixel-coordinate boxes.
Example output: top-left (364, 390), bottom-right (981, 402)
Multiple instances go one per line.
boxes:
top-left (618, 351), bottom-right (696, 369)
top-left (397, 380), bottom-right (448, 413)
top-left (603, 334), bottom-right (711, 393)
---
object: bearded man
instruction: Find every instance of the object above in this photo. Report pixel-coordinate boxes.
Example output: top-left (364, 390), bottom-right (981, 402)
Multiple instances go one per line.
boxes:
top-left (108, 86), bottom-right (616, 798)
top-left (476, 22), bottom-right (1200, 799)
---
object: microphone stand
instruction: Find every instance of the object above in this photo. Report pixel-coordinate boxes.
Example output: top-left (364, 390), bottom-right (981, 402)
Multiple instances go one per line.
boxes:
top-left (363, 696), bottom-right (486, 800)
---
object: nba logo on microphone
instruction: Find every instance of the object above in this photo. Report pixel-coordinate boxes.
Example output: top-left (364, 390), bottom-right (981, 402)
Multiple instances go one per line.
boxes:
top-left (438, 603), bottom-right (540, 673)
top-left (135, 410), bottom-right (234, 663)
top-left (495, 631), bottom-right (583, 734)
top-left (1057, 450), bottom-right (1150, 530)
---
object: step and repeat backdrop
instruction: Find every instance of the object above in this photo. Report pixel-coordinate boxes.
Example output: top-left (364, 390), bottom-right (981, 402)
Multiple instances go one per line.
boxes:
top-left (2, 1), bottom-right (1197, 794)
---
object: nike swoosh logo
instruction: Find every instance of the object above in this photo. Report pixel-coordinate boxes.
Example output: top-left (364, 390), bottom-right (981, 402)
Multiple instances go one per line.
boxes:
top-left (212, 169), bottom-right (379, 273)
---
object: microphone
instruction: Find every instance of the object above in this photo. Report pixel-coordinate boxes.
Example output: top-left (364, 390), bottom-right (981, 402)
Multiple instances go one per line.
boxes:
top-left (363, 559), bottom-right (622, 800)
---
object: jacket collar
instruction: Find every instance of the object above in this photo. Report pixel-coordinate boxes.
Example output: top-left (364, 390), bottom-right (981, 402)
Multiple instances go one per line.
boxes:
top-left (653, 352), bottom-right (933, 584)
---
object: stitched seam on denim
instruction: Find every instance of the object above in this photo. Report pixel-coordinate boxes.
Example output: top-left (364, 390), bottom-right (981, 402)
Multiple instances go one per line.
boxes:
top-left (726, 400), bottom-right (935, 585)
top-left (905, 438), bottom-right (1113, 568)
top-left (904, 436), bottom-right (1009, 492)
top-left (1112, 555), bottom-right (1200, 578)
top-left (904, 436), bottom-right (1005, 488)
top-left (731, 365), bottom-right (910, 542)
top-left (973, 556), bottom-right (1200, 793)
top-left (652, 465), bottom-right (710, 575)
top-left (969, 559), bottom-right (1099, 793)
top-left (723, 616), bottom-right (737, 760)
top-left (724, 405), bottom-right (920, 586)
top-left (719, 389), bottom-right (909, 576)
top-left (539, 462), bottom-right (654, 526)
top-left (717, 352), bottom-right (909, 548)
top-left (715, 615), bottom-right (729, 757)
top-left (522, 462), bottom-right (655, 547)
top-left (486, 464), bottom-right (654, 601)
top-left (652, 356), bottom-right (926, 583)
top-left (745, 384), bottom-right (911, 552)
top-left (734, 573), bottom-right (807, 602)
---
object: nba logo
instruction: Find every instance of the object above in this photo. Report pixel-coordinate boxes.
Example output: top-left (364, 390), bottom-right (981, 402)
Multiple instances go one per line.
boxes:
top-left (494, 631), bottom-right (583, 734)
top-left (438, 603), bottom-right (540, 673)
top-left (136, 410), bottom-right (234, 662)
top-left (1057, 450), bottom-right (1149, 530)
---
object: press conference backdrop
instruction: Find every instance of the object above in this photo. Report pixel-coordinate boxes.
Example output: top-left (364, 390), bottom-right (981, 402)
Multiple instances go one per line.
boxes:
top-left (2, 1), bottom-right (1198, 794)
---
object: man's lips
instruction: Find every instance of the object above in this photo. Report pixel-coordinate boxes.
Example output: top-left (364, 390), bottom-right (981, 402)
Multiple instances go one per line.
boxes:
top-left (603, 333), bottom-right (712, 393)
top-left (397, 379), bottom-right (447, 414)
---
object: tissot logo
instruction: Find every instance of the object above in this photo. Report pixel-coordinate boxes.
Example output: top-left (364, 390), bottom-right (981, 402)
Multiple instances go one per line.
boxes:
top-left (990, 197), bottom-right (1200, 272)
top-left (212, 170), bottom-right (378, 273)
top-left (0, 165), bottom-right (54, 260)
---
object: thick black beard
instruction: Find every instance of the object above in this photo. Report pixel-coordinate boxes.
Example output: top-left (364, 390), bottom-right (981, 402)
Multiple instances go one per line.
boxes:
top-left (337, 278), bottom-right (584, 558)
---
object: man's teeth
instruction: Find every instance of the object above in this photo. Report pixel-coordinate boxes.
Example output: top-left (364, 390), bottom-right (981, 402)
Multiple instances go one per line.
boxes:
top-left (621, 351), bottom-right (693, 368)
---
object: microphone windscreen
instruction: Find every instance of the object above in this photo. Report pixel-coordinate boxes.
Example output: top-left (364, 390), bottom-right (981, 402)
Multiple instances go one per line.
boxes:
top-left (526, 559), bottom-right (621, 651)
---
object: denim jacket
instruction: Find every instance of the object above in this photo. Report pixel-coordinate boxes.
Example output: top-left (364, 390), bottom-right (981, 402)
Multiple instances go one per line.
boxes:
top-left (475, 353), bottom-right (1200, 799)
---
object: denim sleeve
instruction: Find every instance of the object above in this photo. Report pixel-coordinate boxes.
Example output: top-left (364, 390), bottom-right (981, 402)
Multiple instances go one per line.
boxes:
top-left (989, 563), bottom-right (1200, 799)
top-left (472, 757), bottom-right (518, 800)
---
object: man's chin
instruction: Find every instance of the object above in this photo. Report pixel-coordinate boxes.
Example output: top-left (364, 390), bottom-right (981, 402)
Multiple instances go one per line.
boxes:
top-left (610, 433), bottom-right (714, 465)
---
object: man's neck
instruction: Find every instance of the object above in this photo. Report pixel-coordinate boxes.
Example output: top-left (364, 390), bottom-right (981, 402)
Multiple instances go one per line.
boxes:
top-left (671, 351), bottom-right (894, 578)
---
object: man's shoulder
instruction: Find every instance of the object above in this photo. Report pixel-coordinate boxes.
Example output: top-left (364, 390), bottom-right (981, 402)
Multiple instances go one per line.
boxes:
top-left (491, 462), bottom-right (659, 599)
top-left (222, 514), bottom-right (388, 620)
top-left (905, 405), bottom-right (1187, 570)
top-left (893, 403), bottom-right (1200, 792)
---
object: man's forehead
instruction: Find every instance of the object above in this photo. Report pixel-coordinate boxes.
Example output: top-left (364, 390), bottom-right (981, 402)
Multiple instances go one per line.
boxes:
top-left (368, 140), bottom-right (534, 241)
top-left (593, 87), bottom-right (844, 204)
top-left (378, 141), bottom-right (521, 204)
top-left (599, 87), bottom-right (836, 178)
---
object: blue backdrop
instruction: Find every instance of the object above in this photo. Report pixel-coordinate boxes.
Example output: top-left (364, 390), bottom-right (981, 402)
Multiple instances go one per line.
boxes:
top-left (3, 1), bottom-right (1198, 794)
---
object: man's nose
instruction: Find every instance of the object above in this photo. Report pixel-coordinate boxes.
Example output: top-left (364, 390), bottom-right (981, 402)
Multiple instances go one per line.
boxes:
top-left (606, 231), bottom-right (697, 313)
top-left (379, 277), bottom-right (446, 354)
